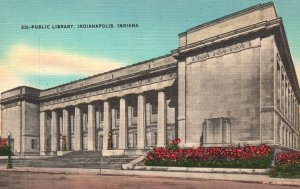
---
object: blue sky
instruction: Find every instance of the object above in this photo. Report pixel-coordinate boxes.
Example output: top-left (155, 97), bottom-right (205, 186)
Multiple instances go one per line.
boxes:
top-left (0, 0), bottom-right (300, 91)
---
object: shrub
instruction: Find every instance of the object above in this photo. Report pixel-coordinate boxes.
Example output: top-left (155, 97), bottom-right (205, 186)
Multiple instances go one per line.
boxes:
top-left (145, 140), bottom-right (273, 168)
top-left (0, 137), bottom-right (7, 148)
top-left (0, 146), bottom-right (10, 156)
top-left (0, 137), bottom-right (10, 156)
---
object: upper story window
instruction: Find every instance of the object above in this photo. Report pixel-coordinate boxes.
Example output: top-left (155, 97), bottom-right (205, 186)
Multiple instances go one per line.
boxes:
top-left (31, 139), bottom-right (35, 149)
top-left (132, 106), bottom-right (137, 117)
top-left (152, 103), bottom-right (158, 115)
top-left (116, 109), bottom-right (120, 119)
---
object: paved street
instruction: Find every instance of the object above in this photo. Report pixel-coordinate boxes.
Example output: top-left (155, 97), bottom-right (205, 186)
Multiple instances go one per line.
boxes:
top-left (0, 171), bottom-right (297, 189)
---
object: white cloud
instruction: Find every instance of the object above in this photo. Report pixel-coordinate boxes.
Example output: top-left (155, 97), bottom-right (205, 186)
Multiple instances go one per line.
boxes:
top-left (0, 44), bottom-right (127, 91)
top-left (6, 44), bottom-right (127, 76)
top-left (0, 44), bottom-right (127, 135)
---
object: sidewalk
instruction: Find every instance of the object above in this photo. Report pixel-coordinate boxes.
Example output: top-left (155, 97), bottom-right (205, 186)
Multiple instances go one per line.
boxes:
top-left (0, 166), bottom-right (299, 187)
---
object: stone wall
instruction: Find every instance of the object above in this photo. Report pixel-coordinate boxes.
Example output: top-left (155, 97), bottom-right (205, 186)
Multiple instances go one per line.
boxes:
top-left (185, 38), bottom-right (261, 147)
top-left (260, 36), bottom-right (275, 144)
top-left (23, 101), bottom-right (40, 154)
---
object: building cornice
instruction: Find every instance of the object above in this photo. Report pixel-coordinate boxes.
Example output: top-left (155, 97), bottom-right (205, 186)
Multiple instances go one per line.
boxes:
top-left (172, 18), bottom-right (281, 57)
top-left (39, 62), bottom-right (177, 101)
top-left (178, 2), bottom-right (276, 37)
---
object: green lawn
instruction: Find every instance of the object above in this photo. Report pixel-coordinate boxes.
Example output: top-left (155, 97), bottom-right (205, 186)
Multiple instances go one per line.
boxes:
top-left (270, 169), bottom-right (300, 179)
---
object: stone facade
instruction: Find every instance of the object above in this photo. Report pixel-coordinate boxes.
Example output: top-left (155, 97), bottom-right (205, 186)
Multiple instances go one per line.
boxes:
top-left (1, 2), bottom-right (299, 156)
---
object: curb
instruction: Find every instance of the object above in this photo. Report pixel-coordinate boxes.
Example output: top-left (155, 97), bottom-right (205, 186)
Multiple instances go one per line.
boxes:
top-left (0, 167), bottom-right (100, 175)
top-left (130, 165), bottom-right (272, 175)
top-left (0, 166), bottom-right (299, 187)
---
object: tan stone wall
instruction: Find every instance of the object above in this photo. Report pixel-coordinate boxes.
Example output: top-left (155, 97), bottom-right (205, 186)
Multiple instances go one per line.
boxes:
top-left (185, 39), bottom-right (261, 147)
top-left (260, 36), bottom-right (275, 144)
top-left (23, 101), bottom-right (40, 154)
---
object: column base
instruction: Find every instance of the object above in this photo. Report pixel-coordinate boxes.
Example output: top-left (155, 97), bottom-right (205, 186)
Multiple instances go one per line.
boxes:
top-left (57, 151), bottom-right (72, 156)
top-left (40, 151), bottom-right (50, 156)
top-left (50, 151), bottom-right (57, 156)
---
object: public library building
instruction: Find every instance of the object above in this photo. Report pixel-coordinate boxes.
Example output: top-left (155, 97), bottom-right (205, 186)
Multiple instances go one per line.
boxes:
top-left (1, 2), bottom-right (299, 156)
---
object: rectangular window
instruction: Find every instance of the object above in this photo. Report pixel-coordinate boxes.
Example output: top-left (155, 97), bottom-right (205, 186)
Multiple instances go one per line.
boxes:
top-left (152, 103), bottom-right (158, 115)
top-left (152, 131), bottom-right (157, 146)
top-left (128, 133), bottom-right (133, 148)
top-left (132, 106), bottom-right (137, 117)
top-left (116, 109), bottom-right (120, 119)
top-left (277, 61), bottom-right (280, 71)
top-left (31, 139), bottom-right (35, 149)
top-left (100, 111), bottom-right (104, 121)
top-left (133, 132), bottom-right (137, 147)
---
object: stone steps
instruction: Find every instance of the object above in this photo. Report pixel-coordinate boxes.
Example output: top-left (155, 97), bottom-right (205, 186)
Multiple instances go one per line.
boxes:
top-left (61, 151), bottom-right (102, 158)
top-left (0, 151), bottom-right (137, 170)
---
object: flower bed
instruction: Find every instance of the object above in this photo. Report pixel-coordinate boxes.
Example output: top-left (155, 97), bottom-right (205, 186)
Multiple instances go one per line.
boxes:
top-left (275, 151), bottom-right (300, 171)
top-left (0, 137), bottom-right (9, 156)
top-left (145, 139), bottom-right (273, 168)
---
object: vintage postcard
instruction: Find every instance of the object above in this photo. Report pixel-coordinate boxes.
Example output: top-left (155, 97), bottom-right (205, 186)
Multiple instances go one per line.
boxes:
top-left (0, 0), bottom-right (299, 188)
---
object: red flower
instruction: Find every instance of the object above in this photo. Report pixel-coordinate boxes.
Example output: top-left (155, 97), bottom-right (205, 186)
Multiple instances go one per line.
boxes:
top-left (0, 137), bottom-right (8, 148)
top-left (276, 151), bottom-right (300, 166)
top-left (145, 140), bottom-right (272, 163)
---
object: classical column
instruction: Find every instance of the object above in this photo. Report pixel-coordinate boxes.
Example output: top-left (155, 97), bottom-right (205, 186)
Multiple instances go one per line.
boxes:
top-left (40, 111), bottom-right (47, 155)
top-left (103, 101), bottom-right (111, 150)
top-left (119, 97), bottom-right (128, 149)
top-left (286, 81), bottom-right (288, 118)
top-left (279, 122), bottom-right (283, 145)
top-left (294, 97), bottom-right (297, 128)
top-left (157, 91), bottom-right (167, 147)
top-left (178, 61), bottom-right (186, 145)
top-left (289, 132), bottom-right (292, 148)
top-left (62, 109), bottom-right (70, 151)
top-left (283, 127), bottom-right (286, 147)
top-left (137, 94), bottom-right (146, 149)
top-left (87, 104), bottom-right (96, 151)
top-left (287, 130), bottom-right (290, 147)
top-left (51, 110), bottom-right (58, 154)
top-left (74, 106), bottom-right (82, 151)
top-left (292, 133), bottom-right (295, 149)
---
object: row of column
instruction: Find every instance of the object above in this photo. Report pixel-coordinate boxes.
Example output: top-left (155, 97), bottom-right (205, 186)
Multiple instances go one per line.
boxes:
top-left (276, 60), bottom-right (299, 149)
top-left (40, 91), bottom-right (167, 154)
top-left (277, 60), bottom-right (299, 131)
top-left (104, 91), bottom-right (167, 150)
top-left (281, 126), bottom-right (298, 149)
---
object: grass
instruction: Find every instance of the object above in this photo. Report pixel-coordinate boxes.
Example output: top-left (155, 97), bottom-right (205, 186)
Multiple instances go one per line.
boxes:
top-left (270, 169), bottom-right (300, 179)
